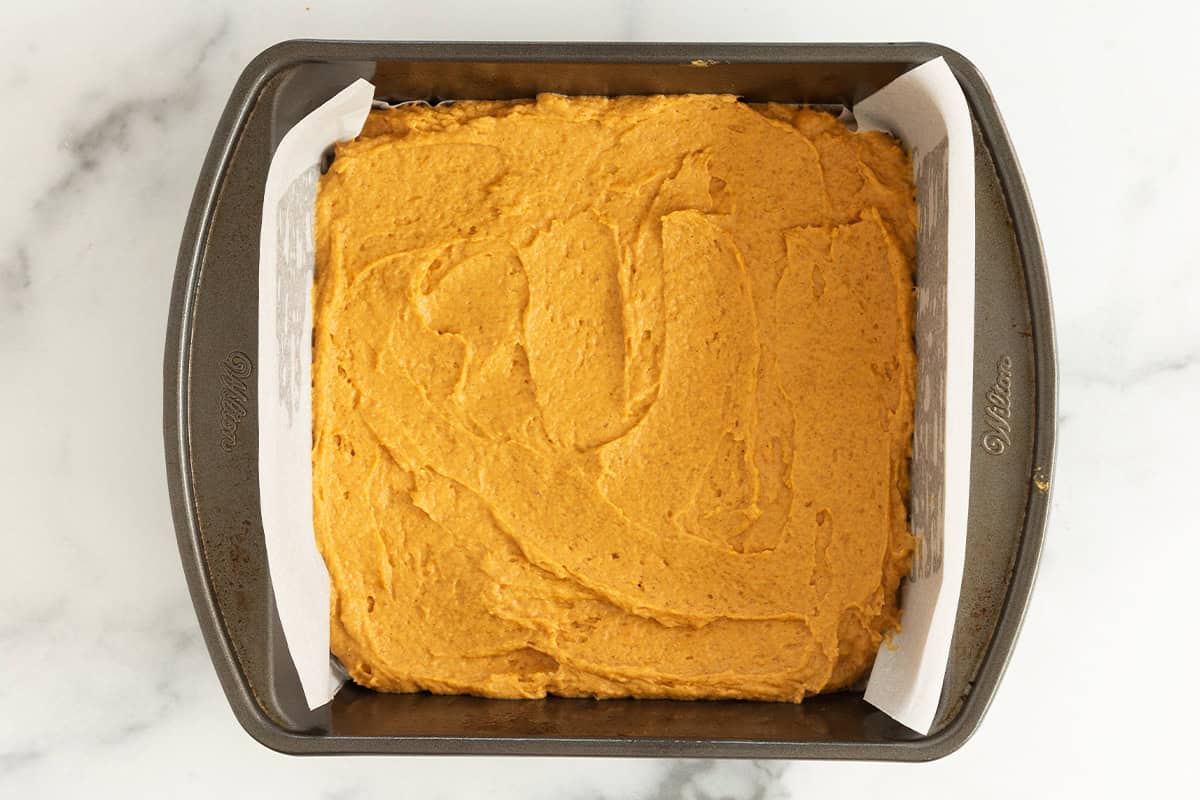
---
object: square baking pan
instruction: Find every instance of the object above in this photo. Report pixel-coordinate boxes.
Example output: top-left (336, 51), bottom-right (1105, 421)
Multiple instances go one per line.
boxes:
top-left (163, 41), bottom-right (1055, 760)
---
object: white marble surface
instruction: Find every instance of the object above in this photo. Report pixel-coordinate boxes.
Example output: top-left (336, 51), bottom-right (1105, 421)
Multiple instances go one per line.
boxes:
top-left (2, 1), bottom-right (1197, 796)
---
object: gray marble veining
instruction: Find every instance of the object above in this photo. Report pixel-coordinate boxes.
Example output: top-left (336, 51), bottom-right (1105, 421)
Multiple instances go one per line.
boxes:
top-left (38, 19), bottom-right (230, 216)
top-left (0, 246), bottom-right (31, 313)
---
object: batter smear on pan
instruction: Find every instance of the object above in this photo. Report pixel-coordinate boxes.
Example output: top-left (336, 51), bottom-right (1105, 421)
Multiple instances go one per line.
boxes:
top-left (312, 94), bottom-right (917, 701)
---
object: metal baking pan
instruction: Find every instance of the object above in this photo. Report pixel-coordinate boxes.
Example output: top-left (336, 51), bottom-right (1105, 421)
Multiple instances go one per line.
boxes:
top-left (163, 41), bottom-right (1055, 760)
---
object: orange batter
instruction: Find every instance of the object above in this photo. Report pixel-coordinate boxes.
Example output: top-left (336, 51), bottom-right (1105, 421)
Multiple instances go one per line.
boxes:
top-left (313, 94), bottom-right (916, 701)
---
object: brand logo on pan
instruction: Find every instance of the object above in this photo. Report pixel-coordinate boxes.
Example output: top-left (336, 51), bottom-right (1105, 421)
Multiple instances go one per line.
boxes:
top-left (220, 351), bottom-right (252, 453)
top-left (981, 355), bottom-right (1014, 455)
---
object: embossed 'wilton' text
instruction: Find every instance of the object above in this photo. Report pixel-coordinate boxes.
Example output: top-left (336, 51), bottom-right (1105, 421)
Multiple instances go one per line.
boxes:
top-left (220, 351), bottom-right (252, 452)
top-left (981, 355), bottom-right (1014, 455)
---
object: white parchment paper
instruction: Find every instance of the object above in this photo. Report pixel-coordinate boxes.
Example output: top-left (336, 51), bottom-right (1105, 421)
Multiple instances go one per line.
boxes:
top-left (857, 58), bottom-right (975, 734)
top-left (257, 62), bottom-right (974, 732)
top-left (257, 78), bottom-right (374, 709)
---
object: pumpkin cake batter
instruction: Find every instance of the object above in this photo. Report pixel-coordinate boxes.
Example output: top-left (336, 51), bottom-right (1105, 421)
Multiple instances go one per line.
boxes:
top-left (313, 94), bottom-right (917, 702)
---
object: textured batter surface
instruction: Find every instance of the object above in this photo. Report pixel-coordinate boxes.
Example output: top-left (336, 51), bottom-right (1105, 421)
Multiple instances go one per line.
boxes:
top-left (313, 94), bottom-right (916, 701)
